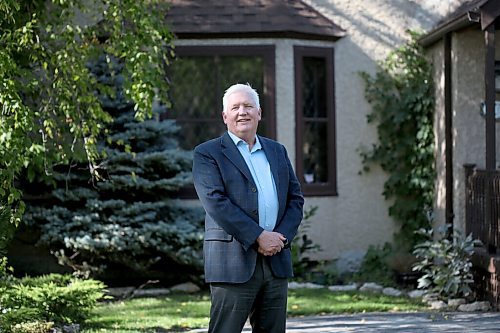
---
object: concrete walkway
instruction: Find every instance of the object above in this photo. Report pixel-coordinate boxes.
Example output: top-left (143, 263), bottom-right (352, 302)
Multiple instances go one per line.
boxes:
top-left (190, 312), bottom-right (500, 332)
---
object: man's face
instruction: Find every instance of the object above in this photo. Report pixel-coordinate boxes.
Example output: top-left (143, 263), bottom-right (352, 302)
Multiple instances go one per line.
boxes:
top-left (223, 91), bottom-right (261, 139)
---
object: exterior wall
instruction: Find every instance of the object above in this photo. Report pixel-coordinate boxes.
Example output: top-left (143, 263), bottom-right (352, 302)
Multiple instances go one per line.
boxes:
top-left (450, 26), bottom-right (500, 233)
top-left (426, 39), bottom-right (446, 231)
top-left (176, 0), bottom-right (465, 269)
top-left (451, 27), bottom-right (485, 233)
top-left (302, 0), bottom-right (464, 267)
top-left (430, 25), bottom-right (500, 233)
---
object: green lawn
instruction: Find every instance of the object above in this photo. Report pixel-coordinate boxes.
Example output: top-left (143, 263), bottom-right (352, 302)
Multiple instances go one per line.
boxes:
top-left (82, 288), bottom-right (425, 332)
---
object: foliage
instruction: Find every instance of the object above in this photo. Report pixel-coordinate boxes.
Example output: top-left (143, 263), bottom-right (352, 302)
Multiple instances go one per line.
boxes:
top-left (83, 289), bottom-right (425, 332)
top-left (359, 31), bottom-right (435, 248)
top-left (0, 205), bottom-right (14, 283)
top-left (291, 205), bottom-right (322, 280)
top-left (352, 243), bottom-right (397, 287)
top-left (0, 204), bottom-right (15, 256)
top-left (0, 0), bottom-right (174, 239)
top-left (22, 55), bottom-right (204, 279)
top-left (412, 224), bottom-right (481, 299)
top-left (10, 320), bottom-right (54, 333)
top-left (0, 274), bottom-right (105, 332)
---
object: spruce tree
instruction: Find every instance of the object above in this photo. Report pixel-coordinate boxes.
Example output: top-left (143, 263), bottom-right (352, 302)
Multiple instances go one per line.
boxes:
top-left (22, 55), bottom-right (204, 282)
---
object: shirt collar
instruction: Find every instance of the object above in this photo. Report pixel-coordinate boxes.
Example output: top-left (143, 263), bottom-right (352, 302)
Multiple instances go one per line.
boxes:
top-left (227, 131), bottom-right (262, 152)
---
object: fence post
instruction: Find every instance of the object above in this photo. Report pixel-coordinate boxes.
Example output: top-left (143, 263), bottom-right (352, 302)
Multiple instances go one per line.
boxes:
top-left (464, 164), bottom-right (476, 238)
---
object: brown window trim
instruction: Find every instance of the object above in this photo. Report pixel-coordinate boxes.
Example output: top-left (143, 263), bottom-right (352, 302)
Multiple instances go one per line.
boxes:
top-left (294, 46), bottom-right (337, 196)
top-left (172, 45), bottom-right (276, 199)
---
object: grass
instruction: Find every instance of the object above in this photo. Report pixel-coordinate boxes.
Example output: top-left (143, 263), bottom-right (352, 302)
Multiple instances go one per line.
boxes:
top-left (82, 288), bottom-right (426, 333)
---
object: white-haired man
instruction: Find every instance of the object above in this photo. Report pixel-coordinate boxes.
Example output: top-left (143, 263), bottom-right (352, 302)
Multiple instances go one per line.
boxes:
top-left (193, 83), bottom-right (304, 332)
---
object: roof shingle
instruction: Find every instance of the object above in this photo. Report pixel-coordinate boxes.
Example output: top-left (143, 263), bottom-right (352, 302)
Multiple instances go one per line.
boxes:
top-left (166, 0), bottom-right (345, 41)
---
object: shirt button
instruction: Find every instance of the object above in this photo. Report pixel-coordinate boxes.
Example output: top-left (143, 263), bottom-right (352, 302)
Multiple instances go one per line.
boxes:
top-left (251, 187), bottom-right (257, 192)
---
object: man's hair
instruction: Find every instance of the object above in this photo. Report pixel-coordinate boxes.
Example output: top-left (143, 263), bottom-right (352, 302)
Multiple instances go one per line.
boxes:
top-left (222, 83), bottom-right (260, 113)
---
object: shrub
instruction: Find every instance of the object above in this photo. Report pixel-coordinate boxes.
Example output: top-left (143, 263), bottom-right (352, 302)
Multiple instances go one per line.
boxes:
top-left (10, 320), bottom-right (54, 333)
top-left (292, 206), bottom-right (321, 280)
top-left (352, 243), bottom-right (397, 287)
top-left (0, 274), bottom-right (105, 331)
top-left (412, 225), bottom-right (481, 299)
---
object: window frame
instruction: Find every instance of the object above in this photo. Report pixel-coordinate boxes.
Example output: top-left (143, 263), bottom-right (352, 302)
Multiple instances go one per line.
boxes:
top-left (294, 46), bottom-right (337, 196)
top-left (171, 45), bottom-right (276, 198)
top-left (173, 45), bottom-right (276, 142)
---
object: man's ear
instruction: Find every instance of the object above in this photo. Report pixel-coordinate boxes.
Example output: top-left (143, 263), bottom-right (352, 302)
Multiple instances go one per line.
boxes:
top-left (222, 111), bottom-right (228, 124)
top-left (258, 108), bottom-right (262, 120)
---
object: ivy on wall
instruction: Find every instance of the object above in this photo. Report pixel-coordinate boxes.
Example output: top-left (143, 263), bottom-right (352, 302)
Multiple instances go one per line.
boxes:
top-left (359, 31), bottom-right (435, 249)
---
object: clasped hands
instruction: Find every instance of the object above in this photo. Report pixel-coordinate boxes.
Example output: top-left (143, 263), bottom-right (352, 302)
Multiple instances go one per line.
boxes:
top-left (256, 230), bottom-right (287, 256)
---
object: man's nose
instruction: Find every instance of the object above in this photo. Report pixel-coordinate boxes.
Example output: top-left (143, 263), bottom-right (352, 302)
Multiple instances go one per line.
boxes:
top-left (238, 105), bottom-right (247, 114)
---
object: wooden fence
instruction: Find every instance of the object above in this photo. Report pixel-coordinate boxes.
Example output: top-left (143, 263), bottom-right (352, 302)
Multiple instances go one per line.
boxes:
top-left (465, 165), bottom-right (500, 252)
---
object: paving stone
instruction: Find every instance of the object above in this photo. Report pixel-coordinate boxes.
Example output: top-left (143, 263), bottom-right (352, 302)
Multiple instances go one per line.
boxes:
top-left (189, 312), bottom-right (500, 332)
top-left (328, 283), bottom-right (358, 292)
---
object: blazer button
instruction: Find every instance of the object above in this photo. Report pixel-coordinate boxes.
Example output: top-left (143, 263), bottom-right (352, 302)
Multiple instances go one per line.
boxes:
top-left (251, 187), bottom-right (257, 192)
top-left (252, 209), bottom-right (258, 215)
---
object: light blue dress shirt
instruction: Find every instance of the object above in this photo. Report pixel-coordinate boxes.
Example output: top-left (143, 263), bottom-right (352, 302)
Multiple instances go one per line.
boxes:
top-left (228, 131), bottom-right (279, 231)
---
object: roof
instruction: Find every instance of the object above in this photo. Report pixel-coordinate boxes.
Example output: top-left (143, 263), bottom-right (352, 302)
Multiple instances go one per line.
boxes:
top-left (420, 0), bottom-right (500, 47)
top-left (166, 0), bottom-right (345, 41)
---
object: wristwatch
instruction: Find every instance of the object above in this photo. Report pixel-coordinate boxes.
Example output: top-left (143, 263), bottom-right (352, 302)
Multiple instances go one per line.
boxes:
top-left (283, 238), bottom-right (290, 249)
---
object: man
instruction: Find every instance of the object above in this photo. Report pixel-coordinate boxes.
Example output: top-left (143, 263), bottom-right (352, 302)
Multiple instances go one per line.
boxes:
top-left (192, 83), bottom-right (304, 333)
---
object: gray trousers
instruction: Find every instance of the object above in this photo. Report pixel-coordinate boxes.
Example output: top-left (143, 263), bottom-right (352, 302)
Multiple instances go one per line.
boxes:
top-left (208, 255), bottom-right (288, 333)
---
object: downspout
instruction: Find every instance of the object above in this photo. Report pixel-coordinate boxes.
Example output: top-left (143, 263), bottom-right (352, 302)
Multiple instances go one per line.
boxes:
top-left (444, 32), bottom-right (454, 231)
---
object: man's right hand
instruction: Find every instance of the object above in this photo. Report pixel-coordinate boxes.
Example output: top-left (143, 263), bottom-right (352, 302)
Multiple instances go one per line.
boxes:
top-left (256, 230), bottom-right (286, 256)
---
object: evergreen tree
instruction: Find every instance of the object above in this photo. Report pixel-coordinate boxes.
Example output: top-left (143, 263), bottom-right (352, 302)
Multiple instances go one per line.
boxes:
top-left (22, 55), bottom-right (204, 282)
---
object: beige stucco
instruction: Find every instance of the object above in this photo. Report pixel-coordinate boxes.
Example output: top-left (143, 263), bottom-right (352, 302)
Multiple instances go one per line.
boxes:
top-left (301, 0), bottom-right (464, 264)
top-left (426, 38), bottom-right (446, 231)
top-left (429, 25), bottom-right (500, 234)
top-left (176, 0), bottom-right (466, 268)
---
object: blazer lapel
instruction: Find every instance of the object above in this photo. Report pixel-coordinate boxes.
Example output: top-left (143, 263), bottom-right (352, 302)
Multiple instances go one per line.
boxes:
top-left (221, 132), bottom-right (255, 184)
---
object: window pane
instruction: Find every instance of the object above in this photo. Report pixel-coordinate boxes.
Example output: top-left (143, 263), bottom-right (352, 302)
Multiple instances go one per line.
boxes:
top-left (302, 57), bottom-right (327, 118)
top-left (302, 121), bottom-right (328, 184)
top-left (176, 120), bottom-right (226, 149)
top-left (169, 57), bottom-right (217, 119)
top-left (169, 55), bottom-right (265, 149)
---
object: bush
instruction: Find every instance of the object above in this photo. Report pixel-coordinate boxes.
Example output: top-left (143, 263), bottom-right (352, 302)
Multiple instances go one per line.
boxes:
top-left (0, 274), bottom-right (105, 332)
top-left (412, 224), bottom-right (481, 299)
top-left (10, 320), bottom-right (54, 333)
top-left (292, 206), bottom-right (321, 280)
top-left (351, 243), bottom-right (397, 287)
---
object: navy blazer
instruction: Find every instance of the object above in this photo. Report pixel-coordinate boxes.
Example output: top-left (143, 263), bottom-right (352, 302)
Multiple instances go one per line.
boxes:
top-left (193, 132), bottom-right (304, 283)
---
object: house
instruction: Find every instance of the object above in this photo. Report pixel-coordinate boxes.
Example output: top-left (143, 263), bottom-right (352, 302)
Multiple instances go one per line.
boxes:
top-left (420, 0), bottom-right (500, 308)
top-left (6, 0), bottom-right (468, 280)
top-left (165, 0), bottom-right (464, 272)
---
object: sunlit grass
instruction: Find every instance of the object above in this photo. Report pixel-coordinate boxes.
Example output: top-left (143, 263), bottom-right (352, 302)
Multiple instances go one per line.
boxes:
top-left (82, 288), bottom-right (426, 332)
top-left (287, 288), bottom-right (425, 316)
top-left (83, 292), bottom-right (211, 332)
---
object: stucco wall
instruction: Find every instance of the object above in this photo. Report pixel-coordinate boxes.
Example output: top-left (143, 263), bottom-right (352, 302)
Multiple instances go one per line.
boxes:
top-left (426, 39), bottom-right (446, 231)
top-left (176, 1), bottom-right (465, 269)
top-left (302, 0), bottom-right (464, 266)
top-left (429, 25), bottom-right (500, 233)
top-left (452, 27), bottom-right (500, 233)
